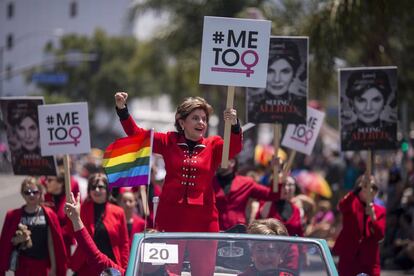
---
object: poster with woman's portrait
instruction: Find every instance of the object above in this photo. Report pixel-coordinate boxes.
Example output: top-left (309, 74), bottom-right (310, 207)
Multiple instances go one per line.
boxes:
top-left (339, 67), bottom-right (398, 151)
top-left (0, 97), bottom-right (57, 175)
top-left (246, 36), bottom-right (308, 124)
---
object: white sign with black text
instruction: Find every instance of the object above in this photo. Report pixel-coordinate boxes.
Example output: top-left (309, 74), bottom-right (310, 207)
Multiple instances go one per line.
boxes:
top-left (281, 107), bottom-right (325, 155)
top-left (199, 16), bottom-right (271, 88)
top-left (38, 102), bottom-right (91, 156)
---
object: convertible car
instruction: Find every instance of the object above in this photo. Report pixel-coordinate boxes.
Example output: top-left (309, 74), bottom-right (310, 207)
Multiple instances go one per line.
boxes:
top-left (121, 232), bottom-right (338, 276)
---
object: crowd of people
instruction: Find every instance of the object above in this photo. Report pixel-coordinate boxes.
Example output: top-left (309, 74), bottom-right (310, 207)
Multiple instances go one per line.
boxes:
top-left (0, 92), bottom-right (413, 276)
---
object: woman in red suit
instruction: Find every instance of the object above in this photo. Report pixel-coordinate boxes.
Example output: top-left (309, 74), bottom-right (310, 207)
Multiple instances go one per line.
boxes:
top-left (115, 92), bottom-right (242, 276)
top-left (69, 173), bottom-right (129, 276)
top-left (0, 177), bottom-right (67, 276)
top-left (332, 175), bottom-right (386, 276)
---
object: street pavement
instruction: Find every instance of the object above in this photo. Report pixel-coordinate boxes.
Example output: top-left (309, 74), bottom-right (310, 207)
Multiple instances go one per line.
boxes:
top-left (0, 173), bottom-right (411, 275)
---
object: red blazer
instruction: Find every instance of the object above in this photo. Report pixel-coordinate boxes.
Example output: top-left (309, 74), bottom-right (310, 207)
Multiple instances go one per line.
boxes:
top-left (129, 213), bottom-right (145, 245)
top-left (74, 228), bottom-right (125, 275)
top-left (121, 115), bottom-right (242, 232)
top-left (69, 200), bottom-right (129, 275)
top-left (0, 206), bottom-right (67, 276)
top-left (258, 200), bottom-right (304, 237)
top-left (213, 175), bottom-right (278, 230)
top-left (332, 192), bottom-right (386, 276)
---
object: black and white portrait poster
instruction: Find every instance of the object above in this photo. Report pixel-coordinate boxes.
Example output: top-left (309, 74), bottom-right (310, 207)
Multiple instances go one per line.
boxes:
top-left (339, 67), bottom-right (398, 151)
top-left (246, 36), bottom-right (308, 124)
top-left (0, 97), bottom-right (57, 175)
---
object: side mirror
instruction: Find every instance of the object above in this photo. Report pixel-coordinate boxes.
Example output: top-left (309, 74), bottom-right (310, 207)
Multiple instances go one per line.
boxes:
top-left (100, 268), bottom-right (122, 276)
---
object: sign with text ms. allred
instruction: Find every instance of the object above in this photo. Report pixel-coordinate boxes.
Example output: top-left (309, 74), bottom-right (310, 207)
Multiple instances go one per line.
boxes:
top-left (199, 16), bottom-right (271, 88)
top-left (38, 102), bottom-right (91, 156)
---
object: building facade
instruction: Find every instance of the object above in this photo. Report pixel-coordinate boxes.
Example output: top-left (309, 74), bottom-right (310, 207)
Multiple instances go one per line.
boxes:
top-left (0, 0), bottom-right (132, 97)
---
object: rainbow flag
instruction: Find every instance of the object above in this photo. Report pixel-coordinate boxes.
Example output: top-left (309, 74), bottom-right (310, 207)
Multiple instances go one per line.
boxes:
top-left (103, 130), bottom-right (153, 188)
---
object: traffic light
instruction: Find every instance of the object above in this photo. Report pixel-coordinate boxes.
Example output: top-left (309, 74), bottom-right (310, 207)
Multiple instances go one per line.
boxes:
top-left (401, 139), bottom-right (409, 153)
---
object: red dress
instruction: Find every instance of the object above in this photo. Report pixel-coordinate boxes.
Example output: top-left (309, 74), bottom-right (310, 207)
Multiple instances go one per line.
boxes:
top-left (69, 200), bottom-right (130, 275)
top-left (332, 192), bottom-right (386, 276)
top-left (0, 206), bottom-right (67, 276)
top-left (213, 175), bottom-right (278, 230)
top-left (121, 115), bottom-right (242, 232)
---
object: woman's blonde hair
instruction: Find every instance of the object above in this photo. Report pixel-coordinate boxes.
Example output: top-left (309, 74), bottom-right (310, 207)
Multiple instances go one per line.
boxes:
top-left (20, 176), bottom-right (44, 196)
top-left (247, 218), bottom-right (288, 236)
top-left (174, 97), bottom-right (213, 132)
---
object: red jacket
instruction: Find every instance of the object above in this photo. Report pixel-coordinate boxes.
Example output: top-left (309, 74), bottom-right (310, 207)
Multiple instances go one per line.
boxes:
top-left (129, 213), bottom-right (145, 246)
top-left (213, 175), bottom-right (278, 230)
top-left (258, 200), bottom-right (304, 237)
top-left (69, 200), bottom-right (129, 275)
top-left (74, 228), bottom-right (125, 275)
top-left (121, 115), bottom-right (242, 232)
top-left (0, 206), bottom-right (67, 276)
top-left (332, 192), bottom-right (386, 276)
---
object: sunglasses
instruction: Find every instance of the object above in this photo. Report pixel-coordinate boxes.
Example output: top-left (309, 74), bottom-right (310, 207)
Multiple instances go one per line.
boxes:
top-left (90, 184), bottom-right (106, 191)
top-left (23, 189), bottom-right (40, 196)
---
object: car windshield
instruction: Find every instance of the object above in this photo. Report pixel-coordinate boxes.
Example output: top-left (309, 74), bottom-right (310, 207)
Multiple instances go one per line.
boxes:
top-left (127, 233), bottom-right (337, 276)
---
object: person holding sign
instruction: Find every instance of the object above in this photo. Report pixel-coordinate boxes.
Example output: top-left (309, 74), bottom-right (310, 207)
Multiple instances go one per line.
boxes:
top-left (0, 177), bottom-right (67, 276)
top-left (332, 175), bottom-right (386, 276)
top-left (340, 68), bottom-right (397, 151)
top-left (213, 158), bottom-right (279, 231)
top-left (257, 176), bottom-right (304, 238)
top-left (247, 38), bottom-right (307, 124)
top-left (115, 92), bottom-right (242, 275)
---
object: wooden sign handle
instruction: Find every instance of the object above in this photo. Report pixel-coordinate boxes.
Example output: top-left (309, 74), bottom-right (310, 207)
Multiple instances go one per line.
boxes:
top-left (140, 185), bottom-right (150, 217)
top-left (273, 124), bottom-right (281, 192)
top-left (282, 150), bottom-right (296, 181)
top-left (221, 86), bottom-right (235, 168)
top-left (63, 154), bottom-right (72, 203)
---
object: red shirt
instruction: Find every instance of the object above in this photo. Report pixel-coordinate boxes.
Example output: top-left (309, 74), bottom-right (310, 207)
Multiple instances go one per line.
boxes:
top-left (121, 115), bottom-right (242, 232)
top-left (258, 200), bottom-right (304, 237)
top-left (213, 175), bottom-right (278, 230)
top-left (332, 192), bottom-right (386, 276)
top-left (129, 213), bottom-right (145, 245)
top-left (69, 200), bottom-right (129, 275)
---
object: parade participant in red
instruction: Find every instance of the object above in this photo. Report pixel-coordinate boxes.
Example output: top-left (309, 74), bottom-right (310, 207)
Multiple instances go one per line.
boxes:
top-left (65, 192), bottom-right (126, 275)
top-left (118, 189), bottom-right (145, 245)
top-left (69, 173), bottom-right (129, 276)
top-left (0, 177), bottom-right (67, 276)
top-left (115, 91), bottom-right (242, 276)
top-left (43, 171), bottom-right (78, 254)
top-left (213, 158), bottom-right (279, 230)
top-left (332, 175), bottom-right (386, 276)
top-left (258, 176), bottom-right (304, 237)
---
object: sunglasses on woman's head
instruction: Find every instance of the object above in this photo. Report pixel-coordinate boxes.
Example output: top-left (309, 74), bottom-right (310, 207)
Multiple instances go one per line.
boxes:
top-left (23, 189), bottom-right (40, 196)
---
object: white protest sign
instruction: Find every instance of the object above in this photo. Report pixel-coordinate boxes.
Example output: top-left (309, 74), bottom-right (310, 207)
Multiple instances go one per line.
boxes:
top-left (199, 16), bottom-right (271, 88)
top-left (38, 102), bottom-right (91, 156)
top-left (141, 243), bottom-right (178, 264)
top-left (281, 107), bottom-right (325, 155)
